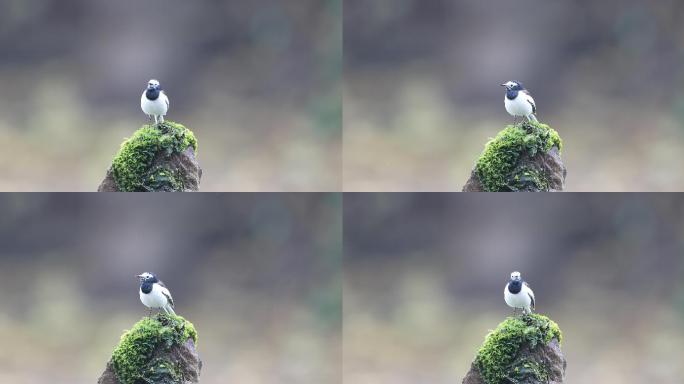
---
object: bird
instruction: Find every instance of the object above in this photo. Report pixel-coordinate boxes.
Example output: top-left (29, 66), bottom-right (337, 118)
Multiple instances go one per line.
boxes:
top-left (140, 79), bottom-right (169, 125)
top-left (504, 271), bottom-right (535, 315)
top-left (137, 272), bottom-right (176, 316)
top-left (501, 81), bottom-right (538, 124)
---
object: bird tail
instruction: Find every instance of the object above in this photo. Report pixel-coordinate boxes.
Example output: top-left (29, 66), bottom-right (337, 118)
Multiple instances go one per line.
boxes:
top-left (527, 114), bottom-right (538, 123)
top-left (164, 305), bottom-right (176, 316)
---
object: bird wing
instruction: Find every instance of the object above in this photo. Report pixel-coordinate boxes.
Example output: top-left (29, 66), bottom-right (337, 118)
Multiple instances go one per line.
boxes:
top-left (522, 90), bottom-right (536, 114)
top-left (524, 282), bottom-right (535, 309)
top-left (158, 281), bottom-right (175, 307)
top-left (162, 92), bottom-right (169, 109)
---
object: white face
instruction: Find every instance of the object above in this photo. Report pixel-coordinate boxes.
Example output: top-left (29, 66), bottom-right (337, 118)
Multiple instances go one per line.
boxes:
top-left (510, 271), bottom-right (521, 280)
top-left (148, 79), bottom-right (160, 88)
top-left (502, 81), bottom-right (519, 89)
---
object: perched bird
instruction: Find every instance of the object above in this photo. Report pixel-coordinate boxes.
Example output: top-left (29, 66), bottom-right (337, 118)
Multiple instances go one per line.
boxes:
top-left (137, 272), bottom-right (176, 315)
top-left (504, 271), bottom-right (535, 314)
top-left (501, 81), bottom-right (538, 123)
top-left (140, 79), bottom-right (169, 124)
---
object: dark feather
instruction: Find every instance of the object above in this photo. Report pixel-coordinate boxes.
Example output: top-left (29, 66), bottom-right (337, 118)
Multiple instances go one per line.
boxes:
top-left (522, 90), bottom-right (537, 113)
top-left (162, 291), bottom-right (175, 307)
top-left (157, 279), bottom-right (175, 307)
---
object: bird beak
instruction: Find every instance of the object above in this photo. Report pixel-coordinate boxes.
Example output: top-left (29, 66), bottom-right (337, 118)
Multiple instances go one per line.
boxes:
top-left (136, 274), bottom-right (143, 278)
top-left (500, 83), bottom-right (506, 87)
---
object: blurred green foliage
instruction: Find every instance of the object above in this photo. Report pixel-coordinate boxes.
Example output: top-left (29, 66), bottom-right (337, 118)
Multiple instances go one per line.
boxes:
top-left (344, 0), bottom-right (684, 191)
top-left (0, 194), bottom-right (341, 383)
top-left (0, 0), bottom-right (341, 191)
top-left (344, 194), bottom-right (684, 383)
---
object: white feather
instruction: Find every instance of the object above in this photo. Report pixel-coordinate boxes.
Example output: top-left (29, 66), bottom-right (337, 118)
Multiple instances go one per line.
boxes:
top-left (141, 91), bottom-right (169, 123)
top-left (504, 91), bottom-right (537, 122)
top-left (140, 283), bottom-right (175, 315)
top-left (504, 282), bottom-right (535, 313)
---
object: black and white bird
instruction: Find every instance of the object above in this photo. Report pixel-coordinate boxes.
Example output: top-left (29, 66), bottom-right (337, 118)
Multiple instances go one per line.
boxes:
top-left (501, 81), bottom-right (538, 123)
top-left (137, 272), bottom-right (176, 315)
top-left (141, 79), bottom-right (169, 125)
top-left (504, 271), bottom-right (535, 314)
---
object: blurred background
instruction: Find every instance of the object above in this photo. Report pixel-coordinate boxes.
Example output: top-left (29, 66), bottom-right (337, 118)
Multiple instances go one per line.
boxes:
top-left (0, 0), bottom-right (341, 191)
top-left (0, 194), bottom-right (341, 383)
top-left (344, 194), bottom-right (684, 383)
top-left (344, 0), bottom-right (684, 191)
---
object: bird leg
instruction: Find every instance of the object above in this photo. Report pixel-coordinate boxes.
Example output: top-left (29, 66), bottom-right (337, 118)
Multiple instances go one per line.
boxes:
top-left (153, 115), bottom-right (159, 125)
top-left (158, 115), bottom-right (164, 123)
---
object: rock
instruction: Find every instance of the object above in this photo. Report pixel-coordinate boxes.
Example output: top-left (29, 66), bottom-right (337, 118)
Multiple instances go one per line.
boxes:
top-left (462, 169), bottom-right (485, 192)
top-left (463, 314), bottom-right (566, 384)
top-left (98, 121), bottom-right (202, 192)
top-left (98, 313), bottom-right (202, 384)
top-left (463, 122), bottom-right (566, 192)
top-left (98, 361), bottom-right (120, 384)
top-left (462, 362), bottom-right (485, 384)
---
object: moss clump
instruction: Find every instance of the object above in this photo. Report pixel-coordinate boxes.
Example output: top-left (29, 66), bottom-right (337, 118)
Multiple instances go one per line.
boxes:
top-left (475, 121), bottom-right (562, 192)
top-left (111, 313), bottom-right (198, 384)
top-left (509, 167), bottom-right (550, 192)
top-left (475, 314), bottom-right (562, 384)
top-left (146, 167), bottom-right (184, 191)
top-left (111, 121), bottom-right (198, 192)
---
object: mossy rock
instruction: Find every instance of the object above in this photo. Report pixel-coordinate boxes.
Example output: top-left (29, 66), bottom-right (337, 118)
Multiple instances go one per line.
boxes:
top-left (99, 313), bottom-right (202, 384)
top-left (463, 314), bottom-right (565, 384)
top-left (99, 121), bottom-right (202, 192)
top-left (463, 122), bottom-right (565, 192)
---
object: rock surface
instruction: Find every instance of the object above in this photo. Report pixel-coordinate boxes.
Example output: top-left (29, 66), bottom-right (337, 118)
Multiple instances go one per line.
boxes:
top-left (98, 147), bottom-right (202, 192)
top-left (463, 339), bottom-right (565, 384)
top-left (98, 313), bottom-right (201, 384)
top-left (98, 339), bottom-right (202, 384)
top-left (463, 122), bottom-right (565, 192)
top-left (463, 314), bottom-right (565, 384)
top-left (98, 121), bottom-right (201, 192)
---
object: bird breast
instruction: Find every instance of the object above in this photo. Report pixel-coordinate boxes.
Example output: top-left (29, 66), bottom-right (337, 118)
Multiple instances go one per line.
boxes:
top-left (141, 92), bottom-right (169, 116)
top-left (140, 283), bottom-right (168, 308)
top-left (504, 94), bottom-right (534, 117)
top-left (504, 284), bottom-right (532, 308)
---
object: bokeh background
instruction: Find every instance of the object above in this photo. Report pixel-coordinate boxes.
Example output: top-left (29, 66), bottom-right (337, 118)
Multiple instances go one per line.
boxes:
top-left (0, 194), bottom-right (341, 383)
top-left (344, 0), bottom-right (684, 191)
top-left (344, 194), bottom-right (684, 383)
top-left (0, 0), bottom-right (341, 191)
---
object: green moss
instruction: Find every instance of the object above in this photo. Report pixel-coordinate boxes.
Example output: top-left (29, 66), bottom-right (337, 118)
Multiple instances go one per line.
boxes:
top-left (475, 121), bottom-right (562, 192)
top-left (111, 313), bottom-right (198, 384)
top-left (111, 121), bottom-right (198, 192)
top-left (474, 314), bottom-right (562, 384)
top-left (509, 167), bottom-right (550, 192)
top-left (146, 167), bottom-right (184, 191)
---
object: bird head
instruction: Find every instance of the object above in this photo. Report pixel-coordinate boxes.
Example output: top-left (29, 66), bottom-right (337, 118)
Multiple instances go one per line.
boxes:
top-left (146, 79), bottom-right (161, 90)
top-left (137, 272), bottom-right (156, 283)
top-left (501, 81), bottom-right (523, 91)
top-left (510, 271), bottom-right (522, 281)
